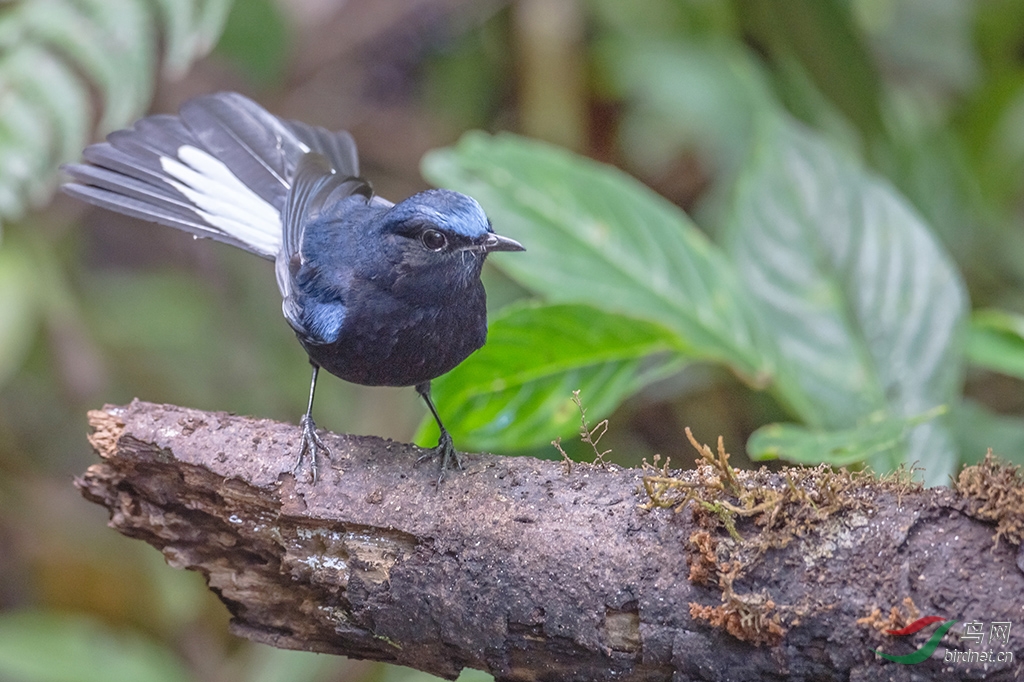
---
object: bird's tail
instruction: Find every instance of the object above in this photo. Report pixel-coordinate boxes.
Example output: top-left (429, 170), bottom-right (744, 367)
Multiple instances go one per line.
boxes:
top-left (62, 92), bottom-right (360, 260)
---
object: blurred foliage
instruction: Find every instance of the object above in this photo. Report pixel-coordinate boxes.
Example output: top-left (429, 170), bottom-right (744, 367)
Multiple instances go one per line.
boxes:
top-left (968, 308), bottom-right (1024, 380)
top-left (213, 0), bottom-right (289, 87)
top-left (0, 0), bottom-right (233, 227)
top-left (0, 611), bottom-right (192, 682)
top-left (3, 0), bottom-right (1024, 681)
top-left (421, 0), bottom-right (1024, 487)
top-left (425, 118), bottom-right (968, 482)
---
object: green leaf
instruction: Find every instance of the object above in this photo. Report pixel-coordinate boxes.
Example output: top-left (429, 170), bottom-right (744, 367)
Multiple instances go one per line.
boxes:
top-left (0, 0), bottom-right (233, 228)
top-left (14, 0), bottom-right (155, 134)
top-left (241, 646), bottom-right (346, 682)
top-left (422, 11), bottom-right (510, 131)
top-left (727, 117), bottom-right (968, 482)
top-left (749, 407), bottom-right (946, 468)
top-left (213, 0), bottom-right (289, 87)
top-left (737, 0), bottom-right (885, 139)
top-left (382, 667), bottom-right (494, 682)
top-left (595, 38), bottom-right (774, 177)
top-left (422, 132), bottom-right (773, 383)
top-left (0, 85), bottom-right (52, 217)
top-left (0, 610), bottom-right (190, 682)
top-left (416, 303), bottom-right (686, 452)
top-left (193, 0), bottom-right (235, 58)
top-left (853, 0), bottom-right (979, 94)
top-left (951, 399), bottom-right (1024, 467)
top-left (749, 418), bottom-right (903, 467)
top-left (966, 308), bottom-right (1024, 380)
top-left (589, 0), bottom-right (738, 42)
top-left (0, 240), bottom-right (39, 387)
top-left (154, 0), bottom-right (234, 78)
top-left (4, 46), bottom-right (91, 183)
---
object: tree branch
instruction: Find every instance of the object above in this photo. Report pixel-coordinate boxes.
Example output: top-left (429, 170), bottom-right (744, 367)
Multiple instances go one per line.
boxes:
top-left (77, 400), bottom-right (1023, 681)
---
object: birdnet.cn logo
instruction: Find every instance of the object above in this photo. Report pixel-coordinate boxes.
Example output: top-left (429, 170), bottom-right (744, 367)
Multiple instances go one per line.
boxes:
top-left (871, 616), bottom-right (1015, 665)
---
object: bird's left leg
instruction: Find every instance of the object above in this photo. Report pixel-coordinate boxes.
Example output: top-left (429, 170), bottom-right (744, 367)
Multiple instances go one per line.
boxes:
top-left (295, 363), bottom-right (332, 482)
top-left (415, 381), bottom-right (462, 483)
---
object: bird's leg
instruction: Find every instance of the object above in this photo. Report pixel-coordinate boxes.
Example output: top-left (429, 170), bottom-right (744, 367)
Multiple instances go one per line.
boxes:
top-left (295, 363), bottom-right (331, 482)
top-left (415, 381), bottom-right (462, 483)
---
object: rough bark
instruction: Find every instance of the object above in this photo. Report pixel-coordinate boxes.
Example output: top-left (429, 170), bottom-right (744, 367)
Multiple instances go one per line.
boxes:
top-left (76, 400), bottom-right (1023, 682)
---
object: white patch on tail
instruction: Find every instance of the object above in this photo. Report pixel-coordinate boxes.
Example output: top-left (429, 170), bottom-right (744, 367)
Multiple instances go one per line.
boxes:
top-left (160, 145), bottom-right (282, 257)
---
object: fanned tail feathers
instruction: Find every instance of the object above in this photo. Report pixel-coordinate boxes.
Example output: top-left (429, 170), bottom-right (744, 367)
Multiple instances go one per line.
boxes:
top-left (62, 92), bottom-right (362, 260)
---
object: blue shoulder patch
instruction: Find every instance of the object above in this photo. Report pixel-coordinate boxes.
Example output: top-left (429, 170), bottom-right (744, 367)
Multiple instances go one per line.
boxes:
top-left (300, 300), bottom-right (346, 345)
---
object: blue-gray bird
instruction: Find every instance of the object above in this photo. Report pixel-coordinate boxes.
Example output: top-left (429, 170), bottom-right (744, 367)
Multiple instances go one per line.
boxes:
top-left (62, 92), bottom-right (523, 481)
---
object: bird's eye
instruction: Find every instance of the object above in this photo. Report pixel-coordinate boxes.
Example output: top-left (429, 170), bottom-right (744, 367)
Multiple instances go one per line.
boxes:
top-left (420, 229), bottom-right (447, 251)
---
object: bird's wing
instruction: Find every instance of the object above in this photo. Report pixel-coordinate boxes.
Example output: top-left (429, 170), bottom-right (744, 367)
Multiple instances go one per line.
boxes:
top-left (280, 153), bottom-right (373, 262)
top-left (276, 153), bottom-right (372, 331)
top-left (62, 92), bottom-right (363, 261)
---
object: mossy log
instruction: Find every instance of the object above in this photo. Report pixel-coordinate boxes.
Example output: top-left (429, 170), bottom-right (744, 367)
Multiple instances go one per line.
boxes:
top-left (77, 400), bottom-right (1024, 681)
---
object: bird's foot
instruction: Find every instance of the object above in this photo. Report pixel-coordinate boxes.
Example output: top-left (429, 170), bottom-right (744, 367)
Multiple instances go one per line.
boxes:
top-left (295, 414), bottom-right (332, 483)
top-left (416, 430), bottom-right (463, 484)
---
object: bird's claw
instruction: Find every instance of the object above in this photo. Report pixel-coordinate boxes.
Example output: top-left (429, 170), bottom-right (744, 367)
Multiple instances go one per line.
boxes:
top-left (295, 414), bottom-right (331, 483)
top-left (417, 430), bottom-right (462, 484)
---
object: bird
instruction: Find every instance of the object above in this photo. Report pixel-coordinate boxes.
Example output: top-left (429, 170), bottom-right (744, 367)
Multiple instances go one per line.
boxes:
top-left (62, 91), bottom-right (524, 482)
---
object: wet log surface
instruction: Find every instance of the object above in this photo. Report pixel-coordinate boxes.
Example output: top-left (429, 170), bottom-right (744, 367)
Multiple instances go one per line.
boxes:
top-left (77, 400), bottom-right (1024, 681)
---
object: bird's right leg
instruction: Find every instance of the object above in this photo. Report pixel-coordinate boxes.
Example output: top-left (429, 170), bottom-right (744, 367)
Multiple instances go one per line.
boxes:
top-left (414, 381), bottom-right (463, 484)
top-left (295, 363), bottom-right (331, 482)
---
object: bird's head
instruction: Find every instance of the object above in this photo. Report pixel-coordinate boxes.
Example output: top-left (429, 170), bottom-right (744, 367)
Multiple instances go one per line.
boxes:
top-left (379, 189), bottom-right (524, 289)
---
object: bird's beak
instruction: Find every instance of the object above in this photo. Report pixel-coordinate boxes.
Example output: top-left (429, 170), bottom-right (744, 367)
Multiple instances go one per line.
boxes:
top-left (480, 233), bottom-right (525, 253)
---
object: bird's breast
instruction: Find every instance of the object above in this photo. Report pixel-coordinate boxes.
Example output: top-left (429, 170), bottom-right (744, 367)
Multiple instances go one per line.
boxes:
top-left (299, 283), bottom-right (488, 387)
